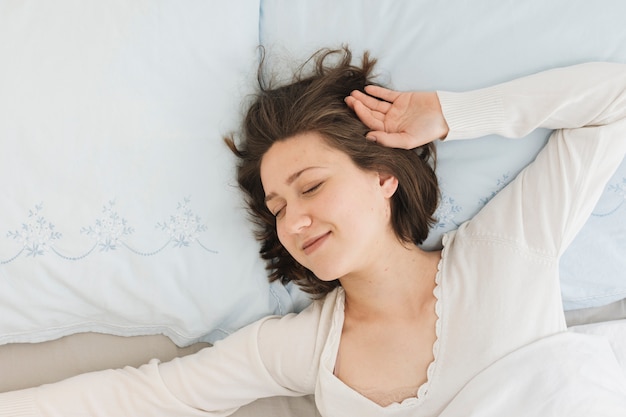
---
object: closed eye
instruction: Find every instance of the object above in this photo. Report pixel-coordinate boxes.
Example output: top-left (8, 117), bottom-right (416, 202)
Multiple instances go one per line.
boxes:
top-left (303, 182), bottom-right (323, 194)
top-left (271, 182), bottom-right (324, 218)
top-left (271, 206), bottom-right (285, 218)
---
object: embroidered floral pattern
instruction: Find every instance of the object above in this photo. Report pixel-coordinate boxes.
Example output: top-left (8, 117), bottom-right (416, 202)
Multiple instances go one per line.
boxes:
top-left (479, 173), bottom-right (511, 206)
top-left (157, 197), bottom-right (208, 248)
top-left (608, 177), bottom-right (626, 200)
top-left (1, 198), bottom-right (216, 264)
top-left (5, 204), bottom-right (61, 258)
top-left (81, 201), bottom-right (134, 252)
top-left (433, 191), bottom-right (462, 229)
top-left (592, 176), bottom-right (626, 216)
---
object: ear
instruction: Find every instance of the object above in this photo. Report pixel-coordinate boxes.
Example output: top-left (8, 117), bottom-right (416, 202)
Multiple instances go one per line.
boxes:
top-left (378, 172), bottom-right (399, 199)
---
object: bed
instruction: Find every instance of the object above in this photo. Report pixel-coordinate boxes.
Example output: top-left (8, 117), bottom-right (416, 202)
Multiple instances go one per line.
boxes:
top-left (1, 0), bottom-right (625, 415)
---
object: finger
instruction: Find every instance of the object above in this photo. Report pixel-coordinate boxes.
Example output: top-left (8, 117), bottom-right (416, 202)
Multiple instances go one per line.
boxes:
top-left (346, 96), bottom-right (383, 121)
top-left (364, 85), bottom-right (402, 103)
top-left (352, 99), bottom-right (385, 131)
top-left (346, 96), bottom-right (385, 126)
top-left (366, 131), bottom-right (420, 150)
top-left (345, 95), bottom-right (376, 112)
top-left (344, 95), bottom-right (357, 110)
top-left (349, 90), bottom-right (392, 113)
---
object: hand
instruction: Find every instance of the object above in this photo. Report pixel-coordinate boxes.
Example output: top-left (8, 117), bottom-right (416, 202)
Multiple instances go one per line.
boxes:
top-left (345, 85), bottom-right (449, 149)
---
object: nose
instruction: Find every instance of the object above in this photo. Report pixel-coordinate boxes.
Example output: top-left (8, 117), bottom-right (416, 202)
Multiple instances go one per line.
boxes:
top-left (283, 202), bottom-right (312, 234)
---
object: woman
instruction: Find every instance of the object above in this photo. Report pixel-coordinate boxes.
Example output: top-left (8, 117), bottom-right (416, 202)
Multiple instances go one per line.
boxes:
top-left (1, 48), bottom-right (625, 416)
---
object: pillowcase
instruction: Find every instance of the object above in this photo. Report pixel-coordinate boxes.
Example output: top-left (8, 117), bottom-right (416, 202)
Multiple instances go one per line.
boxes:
top-left (0, 0), bottom-right (303, 347)
top-left (259, 0), bottom-right (626, 310)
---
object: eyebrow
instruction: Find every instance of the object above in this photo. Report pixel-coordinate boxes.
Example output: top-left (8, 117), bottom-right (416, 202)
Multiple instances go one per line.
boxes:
top-left (264, 166), bottom-right (323, 203)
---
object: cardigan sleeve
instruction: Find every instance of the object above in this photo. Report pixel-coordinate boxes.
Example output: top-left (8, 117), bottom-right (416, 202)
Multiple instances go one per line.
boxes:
top-left (0, 299), bottom-right (330, 417)
top-left (437, 62), bottom-right (626, 256)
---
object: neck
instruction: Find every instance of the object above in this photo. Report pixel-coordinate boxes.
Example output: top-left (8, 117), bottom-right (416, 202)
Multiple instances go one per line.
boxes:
top-left (339, 242), bottom-right (441, 322)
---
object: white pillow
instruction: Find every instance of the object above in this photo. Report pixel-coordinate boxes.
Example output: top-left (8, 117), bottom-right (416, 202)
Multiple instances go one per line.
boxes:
top-left (0, 0), bottom-right (303, 347)
top-left (259, 0), bottom-right (626, 310)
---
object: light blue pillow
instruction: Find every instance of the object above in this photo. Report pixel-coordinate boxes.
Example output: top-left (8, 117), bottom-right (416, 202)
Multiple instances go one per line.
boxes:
top-left (259, 0), bottom-right (626, 310)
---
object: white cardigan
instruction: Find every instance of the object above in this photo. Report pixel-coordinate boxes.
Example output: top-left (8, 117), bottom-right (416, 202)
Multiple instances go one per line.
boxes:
top-left (2, 62), bottom-right (626, 417)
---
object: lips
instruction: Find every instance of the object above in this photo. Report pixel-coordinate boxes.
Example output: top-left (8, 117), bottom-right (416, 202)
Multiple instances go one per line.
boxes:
top-left (302, 232), bottom-right (331, 255)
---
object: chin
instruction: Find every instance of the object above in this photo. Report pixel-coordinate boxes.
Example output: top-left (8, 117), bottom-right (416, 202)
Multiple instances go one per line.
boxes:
top-left (315, 274), bottom-right (341, 283)
top-left (299, 254), bottom-right (348, 283)
top-left (307, 265), bottom-right (344, 283)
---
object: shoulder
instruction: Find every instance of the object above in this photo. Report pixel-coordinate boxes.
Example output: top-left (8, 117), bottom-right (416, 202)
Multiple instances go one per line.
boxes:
top-left (259, 288), bottom-right (340, 337)
top-left (257, 288), bottom-right (342, 391)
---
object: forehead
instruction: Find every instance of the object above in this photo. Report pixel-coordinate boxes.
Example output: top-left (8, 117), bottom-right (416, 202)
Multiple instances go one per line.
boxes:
top-left (260, 132), bottom-right (346, 187)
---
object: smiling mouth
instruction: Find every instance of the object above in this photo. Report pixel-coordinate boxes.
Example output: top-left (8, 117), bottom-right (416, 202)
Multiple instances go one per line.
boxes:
top-left (302, 232), bottom-right (331, 255)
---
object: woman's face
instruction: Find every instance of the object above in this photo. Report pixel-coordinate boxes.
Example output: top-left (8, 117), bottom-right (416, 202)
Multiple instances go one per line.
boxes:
top-left (260, 132), bottom-right (398, 281)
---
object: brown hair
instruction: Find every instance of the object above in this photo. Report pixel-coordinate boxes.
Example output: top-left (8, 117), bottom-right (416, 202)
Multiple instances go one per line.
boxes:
top-left (225, 47), bottom-right (439, 298)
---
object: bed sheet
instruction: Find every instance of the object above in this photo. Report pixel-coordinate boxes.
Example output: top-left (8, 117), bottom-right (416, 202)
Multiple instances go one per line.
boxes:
top-left (440, 327), bottom-right (626, 416)
top-left (2, 319), bottom-right (623, 415)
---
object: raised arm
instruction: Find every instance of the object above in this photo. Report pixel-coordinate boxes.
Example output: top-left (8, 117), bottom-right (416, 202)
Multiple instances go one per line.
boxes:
top-left (447, 62), bottom-right (626, 254)
top-left (438, 62), bottom-right (626, 140)
top-left (351, 62), bottom-right (626, 255)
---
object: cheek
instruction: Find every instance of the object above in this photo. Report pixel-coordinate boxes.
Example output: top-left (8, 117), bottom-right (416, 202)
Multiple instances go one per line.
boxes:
top-left (275, 222), bottom-right (298, 257)
top-left (275, 223), bottom-right (288, 247)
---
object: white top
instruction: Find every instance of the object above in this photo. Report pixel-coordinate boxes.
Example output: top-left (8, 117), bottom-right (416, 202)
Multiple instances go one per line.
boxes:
top-left (2, 62), bottom-right (626, 417)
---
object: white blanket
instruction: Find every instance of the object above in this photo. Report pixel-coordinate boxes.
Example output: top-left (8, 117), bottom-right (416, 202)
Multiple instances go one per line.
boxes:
top-left (441, 326), bottom-right (626, 416)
